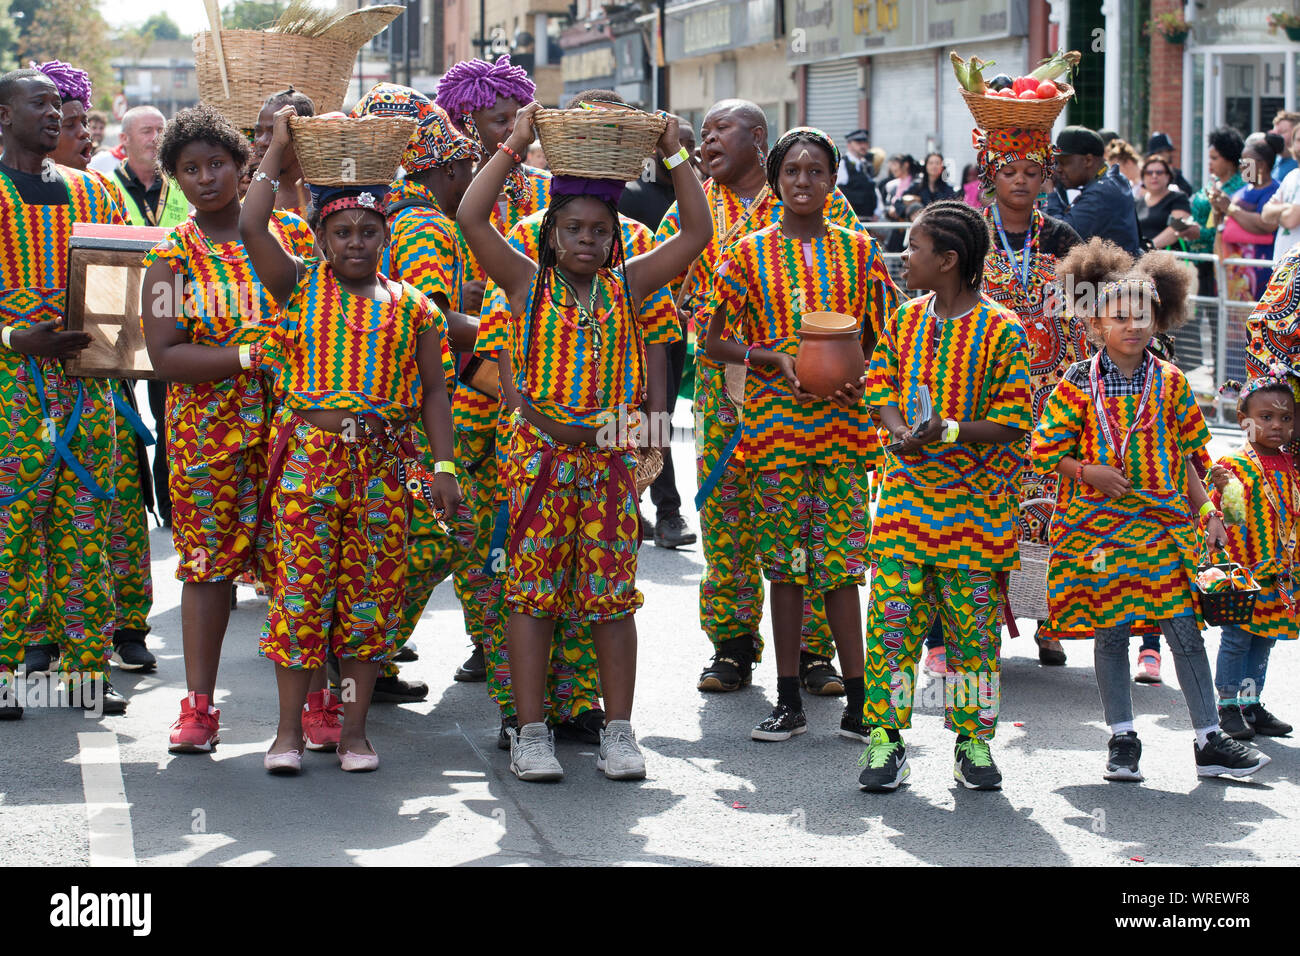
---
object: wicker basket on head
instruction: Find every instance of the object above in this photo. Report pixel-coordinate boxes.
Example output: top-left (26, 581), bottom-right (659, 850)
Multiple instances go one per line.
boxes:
top-left (289, 115), bottom-right (416, 187)
top-left (534, 107), bottom-right (667, 182)
top-left (961, 83), bottom-right (1074, 132)
top-left (194, 4), bottom-right (404, 130)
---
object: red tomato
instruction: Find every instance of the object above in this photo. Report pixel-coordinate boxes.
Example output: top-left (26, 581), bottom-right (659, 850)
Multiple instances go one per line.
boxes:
top-left (1012, 76), bottom-right (1039, 95)
top-left (996, 89), bottom-right (1017, 98)
top-left (1036, 80), bottom-right (1059, 99)
top-left (1017, 89), bottom-right (1039, 99)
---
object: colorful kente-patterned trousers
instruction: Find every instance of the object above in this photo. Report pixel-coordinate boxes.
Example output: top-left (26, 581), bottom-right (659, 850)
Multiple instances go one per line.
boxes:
top-left (863, 556), bottom-right (1004, 739)
top-left (451, 426), bottom-right (501, 653)
top-left (260, 412), bottom-right (407, 670)
top-left (752, 460), bottom-right (869, 588)
top-left (0, 357), bottom-right (116, 678)
top-left (694, 359), bottom-right (836, 660)
top-left (108, 381), bottom-right (152, 633)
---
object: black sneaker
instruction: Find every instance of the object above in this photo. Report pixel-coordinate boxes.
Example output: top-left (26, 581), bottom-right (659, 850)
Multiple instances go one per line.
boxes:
top-left (698, 636), bottom-right (754, 692)
top-left (838, 705), bottom-right (872, 743)
top-left (394, 643), bottom-right (419, 663)
top-left (0, 678), bottom-right (22, 720)
top-left (858, 727), bottom-right (909, 791)
top-left (1218, 703), bottom-right (1255, 741)
top-left (1195, 731), bottom-right (1271, 778)
top-left (82, 678), bottom-right (128, 716)
top-left (1103, 731), bottom-right (1144, 781)
top-left (24, 643), bottom-right (58, 675)
top-left (497, 715), bottom-right (518, 751)
top-left (954, 736), bottom-right (1003, 790)
top-left (111, 631), bottom-right (156, 673)
top-left (371, 675), bottom-right (429, 703)
top-left (554, 707), bottom-right (604, 745)
top-left (1243, 702), bottom-right (1292, 737)
top-left (654, 515), bottom-right (697, 549)
top-left (453, 645), bottom-right (486, 682)
top-left (799, 652), bottom-right (845, 696)
top-left (751, 702), bottom-right (807, 741)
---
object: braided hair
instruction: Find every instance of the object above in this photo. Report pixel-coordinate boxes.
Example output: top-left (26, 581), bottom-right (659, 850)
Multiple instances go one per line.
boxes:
top-left (529, 192), bottom-right (629, 340)
top-left (913, 199), bottom-right (990, 291)
top-left (765, 127), bottom-right (838, 200)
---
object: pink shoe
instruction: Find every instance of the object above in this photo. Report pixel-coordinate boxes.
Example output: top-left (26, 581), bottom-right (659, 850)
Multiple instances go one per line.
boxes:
top-left (1134, 648), bottom-right (1162, 684)
top-left (264, 740), bottom-right (305, 774)
top-left (923, 645), bottom-right (947, 676)
top-left (168, 693), bottom-right (221, 753)
top-left (339, 740), bottom-right (379, 772)
top-left (302, 689), bottom-right (343, 751)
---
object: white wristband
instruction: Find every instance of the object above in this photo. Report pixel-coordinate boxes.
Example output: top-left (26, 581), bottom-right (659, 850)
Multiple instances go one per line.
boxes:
top-left (941, 418), bottom-right (960, 444)
top-left (239, 343), bottom-right (252, 369)
top-left (663, 147), bottom-right (690, 171)
top-left (1, 326), bottom-right (12, 350)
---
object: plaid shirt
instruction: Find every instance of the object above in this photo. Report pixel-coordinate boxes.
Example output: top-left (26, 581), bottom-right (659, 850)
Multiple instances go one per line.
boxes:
top-left (1097, 348), bottom-right (1150, 395)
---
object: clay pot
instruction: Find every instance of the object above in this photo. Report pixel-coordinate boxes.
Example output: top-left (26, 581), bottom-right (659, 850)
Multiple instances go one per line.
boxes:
top-left (795, 326), bottom-right (865, 399)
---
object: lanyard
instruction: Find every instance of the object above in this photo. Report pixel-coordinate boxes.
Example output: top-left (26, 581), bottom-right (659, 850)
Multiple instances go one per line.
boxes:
top-left (989, 203), bottom-right (1039, 298)
top-left (1088, 350), bottom-right (1156, 473)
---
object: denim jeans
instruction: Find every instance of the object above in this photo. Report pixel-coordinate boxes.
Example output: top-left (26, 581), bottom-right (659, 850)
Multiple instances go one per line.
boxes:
top-left (1094, 616), bottom-right (1217, 729)
top-left (1214, 624), bottom-right (1274, 701)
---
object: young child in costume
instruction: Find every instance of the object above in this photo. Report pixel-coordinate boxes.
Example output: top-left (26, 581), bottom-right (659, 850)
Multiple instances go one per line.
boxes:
top-left (857, 200), bottom-right (1032, 793)
top-left (457, 102), bottom-right (711, 781)
top-left (704, 127), bottom-right (898, 743)
top-left (473, 89), bottom-right (682, 750)
top-left (435, 55), bottom-right (550, 685)
top-left (142, 105), bottom-right (316, 752)
top-left (1206, 371), bottom-right (1296, 740)
top-left (240, 106), bottom-right (461, 774)
top-left (1032, 241), bottom-right (1270, 781)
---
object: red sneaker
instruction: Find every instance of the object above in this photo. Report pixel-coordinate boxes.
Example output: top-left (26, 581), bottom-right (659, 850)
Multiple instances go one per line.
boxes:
top-left (168, 693), bottom-right (220, 753)
top-left (1134, 648), bottom-right (1162, 684)
top-left (302, 689), bottom-right (343, 751)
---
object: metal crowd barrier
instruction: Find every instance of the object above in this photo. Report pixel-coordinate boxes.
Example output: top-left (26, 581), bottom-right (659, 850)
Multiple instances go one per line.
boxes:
top-left (857, 220), bottom-right (1280, 428)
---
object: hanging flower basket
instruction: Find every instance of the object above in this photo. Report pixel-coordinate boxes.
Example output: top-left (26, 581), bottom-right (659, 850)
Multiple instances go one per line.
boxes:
top-left (1144, 12), bottom-right (1192, 45)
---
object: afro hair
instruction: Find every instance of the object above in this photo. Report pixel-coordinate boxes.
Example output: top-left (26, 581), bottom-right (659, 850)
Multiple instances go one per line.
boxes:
top-left (158, 104), bottom-right (251, 179)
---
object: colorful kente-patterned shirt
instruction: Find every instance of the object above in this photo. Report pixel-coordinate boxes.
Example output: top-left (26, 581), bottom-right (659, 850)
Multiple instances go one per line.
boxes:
top-left (710, 222), bottom-right (898, 470)
top-left (1211, 447), bottom-right (1300, 640)
top-left (264, 260), bottom-right (441, 420)
top-left (509, 267), bottom-right (648, 432)
top-left (382, 179), bottom-right (466, 398)
top-left (1031, 354), bottom-right (1214, 635)
top-left (865, 293), bottom-right (1033, 571)
top-left (982, 206), bottom-right (1088, 547)
top-left (1245, 242), bottom-right (1300, 379)
top-left (143, 209), bottom-right (315, 455)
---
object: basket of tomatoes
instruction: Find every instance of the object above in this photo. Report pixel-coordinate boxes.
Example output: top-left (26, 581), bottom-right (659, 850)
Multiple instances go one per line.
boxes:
top-left (952, 50), bottom-right (1079, 131)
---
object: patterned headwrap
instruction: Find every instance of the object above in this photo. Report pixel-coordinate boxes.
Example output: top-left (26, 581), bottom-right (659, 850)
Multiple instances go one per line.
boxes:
top-left (34, 60), bottom-right (92, 110)
top-left (309, 184), bottom-right (390, 223)
top-left (972, 127), bottom-right (1057, 190)
top-left (350, 83), bottom-right (479, 173)
top-left (765, 126), bottom-right (840, 198)
top-left (1220, 363), bottom-right (1294, 407)
top-left (435, 55), bottom-right (536, 200)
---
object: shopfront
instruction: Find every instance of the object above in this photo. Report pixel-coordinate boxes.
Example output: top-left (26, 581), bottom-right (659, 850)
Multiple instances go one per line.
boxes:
top-left (1184, 0), bottom-right (1300, 186)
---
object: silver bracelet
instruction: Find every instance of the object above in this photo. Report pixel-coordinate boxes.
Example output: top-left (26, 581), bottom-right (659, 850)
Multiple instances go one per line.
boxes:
top-left (253, 171), bottom-right (280, 191)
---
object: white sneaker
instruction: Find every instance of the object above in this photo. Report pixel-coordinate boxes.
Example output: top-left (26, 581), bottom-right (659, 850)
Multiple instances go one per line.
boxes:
top-left (508, 721), bottom-right (564, 782)
top-left (597, 719), bottom-right (646, 780)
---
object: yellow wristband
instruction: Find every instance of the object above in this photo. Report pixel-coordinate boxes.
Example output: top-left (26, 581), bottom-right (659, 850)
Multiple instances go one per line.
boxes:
top-left (238, 344), bottom-right (252, 369)
top-left (1, 326), bottom-right (13, 350)
top-left (433, 460), bottom-right (456, 475)
top-left (1199, 500), bottom-right (1215, 519)
top-left (663, 147), bottom-right (691, 170)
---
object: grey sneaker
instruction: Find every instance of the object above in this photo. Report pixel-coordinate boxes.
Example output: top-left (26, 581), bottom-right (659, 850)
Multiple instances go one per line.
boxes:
top-left (597, 719), bottom-right (646, 780)
top-left (508, 721), bottom-right (564, 782)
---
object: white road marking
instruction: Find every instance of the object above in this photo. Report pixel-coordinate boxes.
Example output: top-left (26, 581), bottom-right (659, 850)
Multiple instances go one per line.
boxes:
top-left (76, 731), bottom-right (136, 867)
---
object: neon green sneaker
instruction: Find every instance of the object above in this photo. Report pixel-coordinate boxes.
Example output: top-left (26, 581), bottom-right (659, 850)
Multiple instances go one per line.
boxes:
top-left (857, 727), bottom-right (909, 792)
top-left (954, 736), bottom-right (1002, 790)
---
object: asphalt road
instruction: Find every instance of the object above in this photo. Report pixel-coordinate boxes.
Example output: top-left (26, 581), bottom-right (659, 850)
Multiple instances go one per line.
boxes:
top-left (1, 421), bottom-right (1297, 867)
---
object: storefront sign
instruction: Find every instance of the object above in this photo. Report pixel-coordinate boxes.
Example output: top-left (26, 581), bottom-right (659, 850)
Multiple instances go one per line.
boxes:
top-left (562, 44), bottom-right (617, 85)
top-left (1192, 0), bottom-right (1300, 46)
top-left (785, 0), bottom-right (1022, 63)
top-left (664, 0), bottom-right (776, 60)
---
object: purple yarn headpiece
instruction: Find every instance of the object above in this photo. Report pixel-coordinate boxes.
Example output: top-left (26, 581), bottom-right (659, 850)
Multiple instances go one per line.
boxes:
top-left (34, 60), bottom-right (92, 110)
top-left (553, 176), bottom-right (625, 204)
top-left (435, 55), bottom-right (536, 123)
